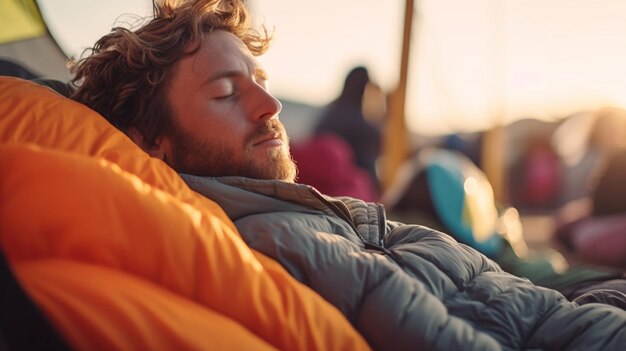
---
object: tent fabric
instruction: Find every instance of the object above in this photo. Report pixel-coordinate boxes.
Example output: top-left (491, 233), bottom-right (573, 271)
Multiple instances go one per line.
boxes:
top-left (424, 149), bottom-right (503, 257)
top-left (0, 0), bottom-right (70, 80)
top-left (383, 148), bottom-right (503, 257)
top-left (0, 0), bottom-right (46, 44)
top-left (0, 76), bottom-right (370, 351)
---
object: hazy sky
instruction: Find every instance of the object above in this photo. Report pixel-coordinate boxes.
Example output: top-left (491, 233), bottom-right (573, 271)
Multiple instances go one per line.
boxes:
top-left (38, 0), bottom-right (626, 135)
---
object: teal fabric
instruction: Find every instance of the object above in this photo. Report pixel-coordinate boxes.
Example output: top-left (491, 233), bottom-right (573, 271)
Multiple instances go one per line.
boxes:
top-left (425, 150), bottom-right (502, 257)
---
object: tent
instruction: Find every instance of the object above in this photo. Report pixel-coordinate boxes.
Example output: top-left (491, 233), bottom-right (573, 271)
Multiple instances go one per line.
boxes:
top-left (0, 0), bottom-right (70, 81)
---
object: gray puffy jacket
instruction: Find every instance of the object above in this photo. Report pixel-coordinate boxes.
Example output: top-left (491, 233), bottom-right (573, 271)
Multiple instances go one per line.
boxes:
top-left (182, 175), bottom-right (626, 351)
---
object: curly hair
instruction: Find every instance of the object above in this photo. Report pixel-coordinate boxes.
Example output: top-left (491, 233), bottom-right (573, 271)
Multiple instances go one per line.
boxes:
top-left (70, 0), bottom-right (271, 148)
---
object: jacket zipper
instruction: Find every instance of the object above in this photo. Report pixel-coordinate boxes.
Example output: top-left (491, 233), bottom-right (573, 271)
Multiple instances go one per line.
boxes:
top-left (308, 188), bottom-right (386, 253)
top-left (377, 203), bottom-right (387, 248)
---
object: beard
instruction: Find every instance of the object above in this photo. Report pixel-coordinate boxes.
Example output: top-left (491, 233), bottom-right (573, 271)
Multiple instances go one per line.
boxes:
top-left (166, 118), bottom-right (298, 182)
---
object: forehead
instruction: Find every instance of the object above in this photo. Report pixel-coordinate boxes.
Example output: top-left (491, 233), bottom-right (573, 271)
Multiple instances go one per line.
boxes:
top-left (178, 29), bottom-right (257, 77)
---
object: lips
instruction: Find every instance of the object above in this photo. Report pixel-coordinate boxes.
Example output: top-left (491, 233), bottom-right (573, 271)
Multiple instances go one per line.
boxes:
top-left (252, 132), bottom-right (282, 146)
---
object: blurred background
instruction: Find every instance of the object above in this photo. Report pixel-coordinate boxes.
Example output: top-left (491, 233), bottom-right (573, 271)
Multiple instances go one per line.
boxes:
top-left (2, 0), bottom-right (625, 277)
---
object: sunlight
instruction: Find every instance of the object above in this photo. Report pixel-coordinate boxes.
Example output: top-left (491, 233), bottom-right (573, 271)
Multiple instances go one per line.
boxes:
top-left (36, 0), bottom-right (626, 136)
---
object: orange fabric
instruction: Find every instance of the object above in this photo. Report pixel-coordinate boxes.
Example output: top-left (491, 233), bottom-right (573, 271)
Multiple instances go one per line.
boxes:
top-left (0, 76), bottom-right (235, 233)
top-left (13, 260), bottom-right (277, 351)
top-left (0, 77), bottom-right (371, 351)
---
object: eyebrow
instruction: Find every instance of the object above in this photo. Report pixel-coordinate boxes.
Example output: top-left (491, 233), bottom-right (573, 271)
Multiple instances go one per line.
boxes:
top-left (202, 70), bottom-right (239, 86)
top-left (255, 67), bottom-right (268, 81)
top-left (202, 67), bottom-right (269, 86)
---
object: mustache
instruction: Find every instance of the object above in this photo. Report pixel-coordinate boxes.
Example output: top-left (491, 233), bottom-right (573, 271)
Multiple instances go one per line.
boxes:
top-left (248, 119), bottom-right (287, 143)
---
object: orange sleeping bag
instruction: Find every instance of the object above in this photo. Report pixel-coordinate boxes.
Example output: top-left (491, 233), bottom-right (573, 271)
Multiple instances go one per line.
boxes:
top-left (0, 77), bottom-right (370, 351)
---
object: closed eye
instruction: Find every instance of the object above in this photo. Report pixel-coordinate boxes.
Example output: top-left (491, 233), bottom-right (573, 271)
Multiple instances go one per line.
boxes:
top-left (215, 93), bottom-right (235, 100)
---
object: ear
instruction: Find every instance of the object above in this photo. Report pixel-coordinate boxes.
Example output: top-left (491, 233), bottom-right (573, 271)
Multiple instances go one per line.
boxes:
top-left (128, 127), bottom-right (167, 160)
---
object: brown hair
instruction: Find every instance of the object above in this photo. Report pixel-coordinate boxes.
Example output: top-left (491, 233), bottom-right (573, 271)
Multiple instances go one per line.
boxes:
top-left (70, 0), bottom-right (271, 148)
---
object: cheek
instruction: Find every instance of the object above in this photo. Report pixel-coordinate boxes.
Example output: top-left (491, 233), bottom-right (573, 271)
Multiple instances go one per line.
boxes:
top-left (195, 119), bottom-right (250, 149)
top-left (184, 105), bottom-right (234, 133)
top-left (178, 101), bottom-right (253, 148)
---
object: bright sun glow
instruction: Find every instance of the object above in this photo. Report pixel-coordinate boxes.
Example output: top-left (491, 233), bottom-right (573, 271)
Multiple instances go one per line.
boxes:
top-left (39, 0), bottom-right (626, 136)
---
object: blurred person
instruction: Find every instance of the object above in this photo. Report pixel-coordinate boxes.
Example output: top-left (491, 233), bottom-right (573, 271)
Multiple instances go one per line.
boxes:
top-left (510, 136), bottom-right (563, 210)
top-left (555, 149), bottom-right (626, 269)
top-left (290, 133), bottom-right (378, 201)
top-left (314, 66), bottom-right (383, 193)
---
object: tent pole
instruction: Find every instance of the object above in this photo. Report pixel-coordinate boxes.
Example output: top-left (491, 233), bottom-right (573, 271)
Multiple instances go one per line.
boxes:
top-left (481, 0), bottom-right (508, 205)
top-left (381, 0), bottom-right (414, 192)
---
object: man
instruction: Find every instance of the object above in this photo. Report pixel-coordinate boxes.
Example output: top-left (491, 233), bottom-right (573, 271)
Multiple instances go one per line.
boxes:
top-left (71, 0), bottom-right (296, 184)
top-left (70, 0), bottom-right (625, 350)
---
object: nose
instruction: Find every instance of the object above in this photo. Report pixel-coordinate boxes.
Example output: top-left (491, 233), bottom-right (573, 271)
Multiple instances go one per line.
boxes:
top-left (252, 84), bottom-right (282, 122)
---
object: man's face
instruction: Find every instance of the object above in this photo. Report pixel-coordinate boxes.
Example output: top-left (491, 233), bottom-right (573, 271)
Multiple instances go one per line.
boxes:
top-left (157, 30), bottom-right (297, 182)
